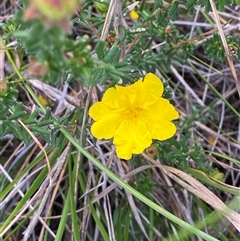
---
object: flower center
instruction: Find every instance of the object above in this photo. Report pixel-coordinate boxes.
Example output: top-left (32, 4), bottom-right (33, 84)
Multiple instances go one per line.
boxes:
top-left (125, 106), bottom-right (143, 119)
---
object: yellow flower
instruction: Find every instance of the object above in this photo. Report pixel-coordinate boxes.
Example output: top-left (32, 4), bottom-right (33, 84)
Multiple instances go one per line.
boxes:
top-left (38, 95), bottom-right (48, 106)
top-left (89, 73), bottom-right (179, 160)
top-left (130, 10), bottom-right (139, 20)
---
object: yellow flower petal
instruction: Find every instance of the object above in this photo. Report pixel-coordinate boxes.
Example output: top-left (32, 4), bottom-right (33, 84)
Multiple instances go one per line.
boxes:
top-left (151, 121), bottom-right (177, 140)
top-left (144, 73), bottom-right (164, 96)
top-left (126, 79), bottom-right (145, 106)
top-left (140, 73), bottom-right (164, 107)
top-left (89, 102), bottom-right (124, 139)
top-left (105, 80), bottom-right (146, 109)
top-left (101, 86), bottom-right (121, 108)
top-left (154, 98), bottom-right (179, 120)
top-left (141, 98), bottom-right (179, 140)
top-left (102, 85), bottom-right (134, 109)
top-left (89, 102), bottom-right (106, 121)
top-left (113, 119), bottom-right (152, 160)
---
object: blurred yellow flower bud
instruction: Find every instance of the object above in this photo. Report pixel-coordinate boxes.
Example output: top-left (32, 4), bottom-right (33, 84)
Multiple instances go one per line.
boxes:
top-left (38, 95), bottom-right (48, 107)
top-left (130, 10), bottom-right (139, 20)
top-left (24, 0), bottom-right (81, 26)
top-left (32, 0), bottom-right (80, 20)
top-left (0, 81), bottom-right (8, 95)
top-left (24, 0), bottom-right (81, 30)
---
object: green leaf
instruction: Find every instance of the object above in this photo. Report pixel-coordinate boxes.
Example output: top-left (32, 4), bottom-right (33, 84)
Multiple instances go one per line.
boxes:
top-left (68, 162), bottom-right (81, 241)
top-left (31, 126), bottom-right (50, 135)
top-left (96, 40), bottom-right (105, 60)
top-left (22, 110), bottom-right (39, 124)
top-left (118, 25), bottom-right (127, 42)
top-left (0, 122), bottom-right (12, 137)
top-left (104, 45), bottom-right (120, 63)
top-left (167, 1), bottom-right (179, 20)
top-left (20, 126), bottom-right (32, 145)
top-left (55, 191), bottom-right (71, 241)
top-left (88, 202), bottom-right (111, 241)
top-left (5, 121), bottom-right (22, 139)
top-left (88, 68), bottom-right (107, 86)
top-left (8, 110), bottom-right (27, 120)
